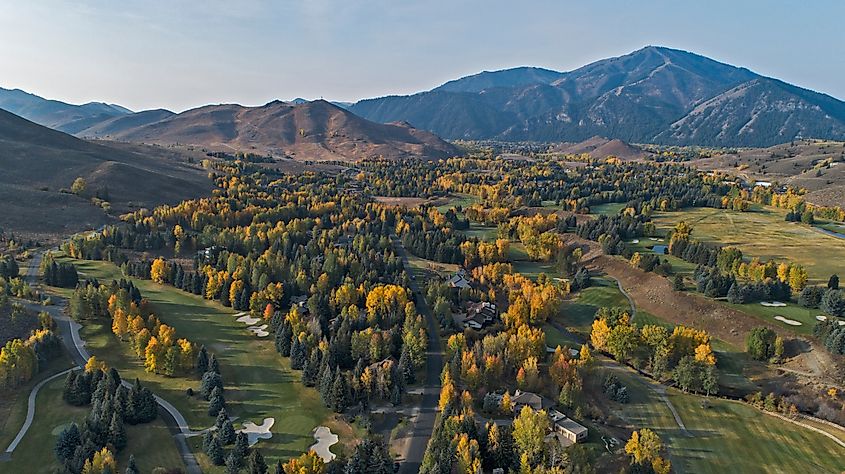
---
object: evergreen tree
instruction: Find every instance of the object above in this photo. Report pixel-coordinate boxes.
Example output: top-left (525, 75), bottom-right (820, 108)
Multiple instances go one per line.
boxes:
top-left (196, 346), bottom-right (209, 377)
top-left (275, 321), bottom-right (293, 357)
top-left (200, 370), bottom-right (224, 399)
top-left (829, 274), bottom-right (840, 290)
top-left (220, 419), bottom-right (236, 445)
top-left (331, 371), bottom-right (349, 413)
top-left (208, 434), bottom-right (225, 466)
top-left (726, 283), bottom-right (743, 304)
top-left (290, 337), bottom-right (306, 370)
top-left (216, 407), bottom-right (229, 431)
top-left (208, 386), bottom-right (226, 416)
top-left (320, 365), bottom-right (334, 407)
top-left (302, 350), bottom-right (320, 386)
top-left (209, 353), bottom-right (221, 374)
top-left (109, 412), bottom-right (128, 451)
top-left (54, 423), bottom-right (81, 462)
top-left (247, 449), bottom-right (268, 474)
top-left (398, 347), bottom-right (415, 384)
top-left (125, 454), bottom-right (140, 474)
top-left (225, 452), bottom-right (241, 474)
top-left (233, 432), bottom-right (250, 466)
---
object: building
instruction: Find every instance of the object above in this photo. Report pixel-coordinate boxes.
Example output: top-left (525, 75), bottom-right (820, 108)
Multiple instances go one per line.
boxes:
top-left (447, 269), bottom-right (472, 290)
top-left (549, 410), bottom-right (588, 444)
top-left (462, 301), bottom-right (497, 330)
top-left (511, 390), bottom-right (544, 412)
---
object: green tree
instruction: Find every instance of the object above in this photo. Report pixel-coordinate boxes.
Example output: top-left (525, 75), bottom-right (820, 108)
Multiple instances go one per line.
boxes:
top-left (247, 449), bottom-right (268, 474)
top-left (746, 327), bottom-right (777, 361)
top-left (821, 290), bottom-right (845, 317)
top-left (512, 406), bottom-right (549, 468)
top-left (71, 177), bottom-right (87, 195)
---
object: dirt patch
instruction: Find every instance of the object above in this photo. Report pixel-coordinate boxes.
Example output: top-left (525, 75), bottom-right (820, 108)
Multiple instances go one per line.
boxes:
top-left (373, 196), bottom-right (428, 207)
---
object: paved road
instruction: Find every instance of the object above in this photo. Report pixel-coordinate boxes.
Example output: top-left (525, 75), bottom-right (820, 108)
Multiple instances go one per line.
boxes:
top-left (3, 367), bottom-right (76, 455)
top-left (9, 250), bottom-right (201, 473)
top-left (391, 238), bottom-right (444, 474)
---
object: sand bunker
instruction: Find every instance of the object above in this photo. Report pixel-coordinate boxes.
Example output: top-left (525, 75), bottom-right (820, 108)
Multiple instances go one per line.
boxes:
top-left (631, 239), bottom-right (640, 244)
top-left (817, 315), bottom-right (828, 321)
top-left (761, 301), bottom-right (787, 307)
top-left (239, 418), bottom-right (274, 446)
top-left (649, 238), bottom-right (660, 241)
top-left (839, 321), bottom-right (845, 326)
top-left (237, 314), bottom-right (261, 325)
top-left (248, 324), bottom-right (270, 337)
top-left (774, 316), bottom-right (802, 326)
top-left (310, 426), bottom-right (338, 462)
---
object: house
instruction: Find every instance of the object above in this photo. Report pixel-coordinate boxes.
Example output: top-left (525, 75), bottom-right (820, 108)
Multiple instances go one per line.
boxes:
top-left (549, 410), bottom-right (588, 444)
top-left (290, 295), bottom-right (309, 314)
top-left (511, 390), bottom-right (543, 412)
top-left (462, 301), bottom-right (497, 330)
top-left (448, 269), bottom-right (472, 290)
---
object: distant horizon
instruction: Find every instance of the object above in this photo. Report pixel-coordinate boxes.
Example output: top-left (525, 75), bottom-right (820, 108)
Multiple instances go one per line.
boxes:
top-left (1, 1), bottom-right (843, 112)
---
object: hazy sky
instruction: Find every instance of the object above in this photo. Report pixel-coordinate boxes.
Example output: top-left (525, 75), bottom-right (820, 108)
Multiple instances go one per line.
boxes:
top-left (1, 0), bottom-right (843, 112)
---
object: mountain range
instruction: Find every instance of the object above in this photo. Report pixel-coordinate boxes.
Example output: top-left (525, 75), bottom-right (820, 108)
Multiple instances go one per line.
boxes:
top-left (3, 46), bottom-right (845, 150)
top-left (351, 46), bottom-right (845, 147)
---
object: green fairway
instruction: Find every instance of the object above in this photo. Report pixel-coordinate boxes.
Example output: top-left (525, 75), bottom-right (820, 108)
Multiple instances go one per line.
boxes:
top-left (463, 222), bottom-right (498, 241)
top-left (590, 202), bottom-right (626, 216)
top-left (435, 193), bottom-right (480, 213)
top-left (58, 256), bottom-right (333, 470)
top-left (558, 277), bottom-right (630, 334)
top-left (3, 374), bottom-right (184, 473)
top-left (651, 206), bottom-right (845, 284)
top-left (623, 238), bottom-right (698, 276)
top-left (607, 367), bottom-right (845, 473)
top-left (725, 300), bottom-right (820, 335)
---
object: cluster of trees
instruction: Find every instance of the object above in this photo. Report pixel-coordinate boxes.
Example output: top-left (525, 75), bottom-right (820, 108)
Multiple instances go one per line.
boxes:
top-left (0, 322), bottom-right (61, 390)
top-left (576, 214), bottom-right (648, 255)
top-left (41, 253), bottom-right (79, 288)
top-left (624, 428), bottom-right (671, 474)
top-left (0, 254), bottom-right (19, 279)
top-left (57, 366), bottom-right (157, 474)
top-left (602, 374), bottom-right (630, 403)
top-left (422, 381), bottom-right (592, 474)
top-left (629, 252), bottom-right (673, 276)
top-left (745, 327), bottom-right (785, 362)
top-left (815, 319), bottom-right (845, 355)
top-left (591, 308), bottom-right (717, 394)
top-left (398, 208), bottom-right (469, 264)
top-left (800, 285), bottom-right (844, 318)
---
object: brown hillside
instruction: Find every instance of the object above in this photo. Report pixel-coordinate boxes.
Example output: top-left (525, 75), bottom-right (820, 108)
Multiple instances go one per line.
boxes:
top-left (104, 100), bottom-right (459, 161)
top-left (0, 109), bottom-right (213, 240)
top-left (555, 136), bottom-right (648, 160)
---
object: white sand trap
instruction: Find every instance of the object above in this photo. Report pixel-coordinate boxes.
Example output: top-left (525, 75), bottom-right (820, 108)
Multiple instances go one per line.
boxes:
top-left (239, 418), bottom-right (274, 446)
top-left (649, 238), bottom-right (660, 241)
top-left (839, 321), bottom-right (845, 326)
top-left (310, 426), bottom-right (338, 462)
top-left (774, 316), bottom-right (802, 326)
top-left (631, 239), bottom-right (640, 244)
top-left (761, 301), bottom-right (787, 307)
top-left (237, 314), bottom-right (261, 325)
top-left (817, 315), bottom-right (828, 321)
top-left (248, 324), bottom-right (270, 337)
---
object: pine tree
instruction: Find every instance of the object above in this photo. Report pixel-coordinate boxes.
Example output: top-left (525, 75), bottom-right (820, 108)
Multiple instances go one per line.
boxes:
top-left (398, 347), bottom-right (415, 384)
top-left (247, 449), bottom-right (268, 474)
top-left (63, 370), bottom-right (78, 404)
top-left (208, 434), bottom-right (225, 466)
top-left (302, 350), bottom-right (320, 386)
top-left (290, 337), bottom-right (306, 370)
top-left (54, 423), bottom-right (81, 462)
top-left (233, 432), bottom-right (249, 466)
top-left (275, 321), bottom-right (293, 357)
top-left (220, 419), bottom-right (236, 445)
top-left (225, 452), bottom-right (241, 474)
top-left (216, 407), bottom-right (229, 431)
top-left (208, 386), bottom-right (226, 416)
top-left (320, 365), bottom-right (334, 407)
top-left (109, 412), bottom-right (128, 451)
top-left (209, 353), bottom-right (221, 374)
top-left (200, 370), bottom-right (224, 399)
top-left (125, 454), bottom-right (140, 474)
top-left (331, 371), bottom-right (348, 413)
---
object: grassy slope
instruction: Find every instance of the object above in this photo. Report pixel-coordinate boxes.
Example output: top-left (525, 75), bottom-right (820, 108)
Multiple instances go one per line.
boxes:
top-left (609, 368), bottom-right (845, 473)
top-left (651, 206), bottom-right (845, 284)
top-left (58, 256), bottom-right (331, 470)
top-left (3, 374), bottom-right (184, 473)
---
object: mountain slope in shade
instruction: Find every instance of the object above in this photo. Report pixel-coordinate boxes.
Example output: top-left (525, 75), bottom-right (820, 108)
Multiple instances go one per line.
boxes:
top-left (351, 46), bottom-right (845, 147)
top-left (433, 67), bottom-right (565, 93)
top-left (0, 87), bottom-right (132, 134)
top-left (103, 100), bottom-right (459, 161)
top-left (77, 109), bottom-right (176, 138)
top-left (0, 109), bottom-right (212, 238)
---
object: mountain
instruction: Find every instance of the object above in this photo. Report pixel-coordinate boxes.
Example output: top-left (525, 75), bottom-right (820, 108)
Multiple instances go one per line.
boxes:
top-left (0, 87), bottom-right (132, 134)
top-left (0, 109), bottom-right (212, 238)
top-left (98, 99), bottom-right (459, 161)
top-left (76, 109), bottom-right (176, 138)
top-left (433, 67), bottom-right (564, 93)
top-left (554, 136), bottom-right (647, 160)
top-left (351, 46), bottom-right (845, 147)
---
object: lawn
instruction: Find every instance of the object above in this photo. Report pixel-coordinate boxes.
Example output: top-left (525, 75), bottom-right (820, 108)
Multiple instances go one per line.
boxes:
top-left (56, 256), bottom-right (333, 471)
top-left (435, 193), bottom-right (480, 214)
top-left (608, 367), bottom-right (845, 473)
top-left (3, 373), bottom-right (185, 473)
top-left (590, 202), bottom-right (626, 216)
top-left (508, 242), bottom-right (567, 281)
top-left (463, 222), bottom-right (498, 241)
top-left (651, 206), bottom-right (845, 284)
top-left (623, 238), bottom-right (698, 276)
top-left (725, 300), bottom-right (820, 336)
top-left (558, 277), bottom-right (631, 335)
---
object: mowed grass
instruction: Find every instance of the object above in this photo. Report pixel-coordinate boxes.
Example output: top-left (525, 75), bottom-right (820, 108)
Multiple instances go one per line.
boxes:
top-left (463, 222), bottom-right (498, 241)
top-left (4, 373), bottom-right (185, 473)
top-left (651, 206), bottom-right (845, 284)
top-left (435, 193), bottom-right (480, 214)
top-left (558, 277), bottom-right (630, 335)
top-left (590, 202), bottom-right (626, 216)
top-left (608, 368), bottom-right (845, 473)
top-left (725, 300), bottom-right (820, 336)
top-left (58, 257), bottom-right (331, 470)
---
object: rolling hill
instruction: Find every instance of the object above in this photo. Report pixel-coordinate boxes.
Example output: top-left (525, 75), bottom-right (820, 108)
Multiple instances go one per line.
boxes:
top-left (351, 46), bottom-right (845, 147)
top-left (0, 109), bottom-right (212, 239)
top-left (0, 87), bottom-right (132, 134)
top-left (89, 99), bottom-right (459, 161)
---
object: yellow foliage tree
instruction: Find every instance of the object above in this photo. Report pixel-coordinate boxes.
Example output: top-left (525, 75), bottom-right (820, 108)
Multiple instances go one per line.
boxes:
top-left (111, 308), bottom-right (128, 341)
top-left (282, 451), bottom-right (325, 474)
top-left (81, 448), bottom-right (116, 474)
top-left (591, 318), bottom-right (611, 351)
top-left (150, 257), bottom-right (167, 284)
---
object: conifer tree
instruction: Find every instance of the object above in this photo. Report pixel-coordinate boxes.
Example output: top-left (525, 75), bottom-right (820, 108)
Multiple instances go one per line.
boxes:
top-left (275, 321), bottom-right (293, 356)
top-left (233, 431), bottom-right (250, 466)
top-left (208, 434), bottom-right (225, 466)
top-left (290, 337), bottom-right (306, 370)
top-left (125, 454), bottom-right (140, 474)
top-left (247, 449), bottom-right (268, 474)
top-left (331, 371), bottom-right (349, 413)
top-left (109, 412), bottom-right (128, 451)
top-left (208, 386), bottom-right (226, 416)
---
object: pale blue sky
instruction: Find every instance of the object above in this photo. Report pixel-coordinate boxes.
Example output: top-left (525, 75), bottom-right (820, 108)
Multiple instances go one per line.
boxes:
top-left (0, 0), bottom-right (842, 112)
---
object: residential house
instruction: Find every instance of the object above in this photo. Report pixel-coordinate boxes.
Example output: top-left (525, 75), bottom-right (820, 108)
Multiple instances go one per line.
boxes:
top-left (549, 410), bottom-right (588, 444)
top-left (447, 269), bottom-right (472, 290)
top-left (462, 301), bottom-right (497, 330)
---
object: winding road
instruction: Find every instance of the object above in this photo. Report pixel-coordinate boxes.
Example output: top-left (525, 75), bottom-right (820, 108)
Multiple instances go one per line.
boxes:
top-left (3, 251), bottom-right (200, 473)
